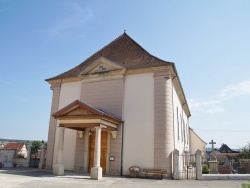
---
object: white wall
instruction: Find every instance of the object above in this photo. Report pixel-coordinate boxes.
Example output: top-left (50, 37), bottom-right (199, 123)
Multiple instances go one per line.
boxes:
top-left (123, 73), bottom-right (154, 174)
top-left (172, 85), bottom-right (189, 154)
top-left (53, 81), bottom-right (81, 170)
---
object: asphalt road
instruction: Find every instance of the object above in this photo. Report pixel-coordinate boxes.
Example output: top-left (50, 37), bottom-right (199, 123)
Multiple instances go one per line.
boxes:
top-left (0, 168), bottom-right (249, 188)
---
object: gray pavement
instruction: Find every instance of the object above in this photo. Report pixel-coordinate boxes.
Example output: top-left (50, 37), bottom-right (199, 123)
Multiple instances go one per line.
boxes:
top-left (0, 168), bottom-right (249, 188)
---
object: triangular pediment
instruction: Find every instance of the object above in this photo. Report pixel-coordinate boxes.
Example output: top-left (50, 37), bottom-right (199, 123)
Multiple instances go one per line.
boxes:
top-left (53, 100), bottom-right (122, 124)
top-left (65, 106), bottom-right (94, 116)
top-left (78, 57), bottom-right (125, 76)
top-left (53, 100), bottom-right (101, 119)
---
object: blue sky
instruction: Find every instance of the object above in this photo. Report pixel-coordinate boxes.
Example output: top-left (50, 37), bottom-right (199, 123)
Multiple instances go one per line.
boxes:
top-left (0, 0), bottom-right (249, 149)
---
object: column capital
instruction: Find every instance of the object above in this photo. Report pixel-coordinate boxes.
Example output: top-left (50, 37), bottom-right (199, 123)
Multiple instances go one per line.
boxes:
top-left (94, 126), bottom-right (102, 130)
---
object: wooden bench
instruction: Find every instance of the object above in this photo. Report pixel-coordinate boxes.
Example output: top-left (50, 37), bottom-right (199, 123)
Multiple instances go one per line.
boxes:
top-left (141, 169), bottom-right (167, 179)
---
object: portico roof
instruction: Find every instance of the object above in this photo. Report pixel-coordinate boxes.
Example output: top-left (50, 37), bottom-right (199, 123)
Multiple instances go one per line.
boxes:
top-left (53, 100), bottom-right (122, 131)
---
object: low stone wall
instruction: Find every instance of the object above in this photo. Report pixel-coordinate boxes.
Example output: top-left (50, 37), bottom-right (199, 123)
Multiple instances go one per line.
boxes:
top-left (0, 149), bottom-right (15, 163)
top-left (0, 149), bottom-right (29, 168)
top-left (203, 174), bottom-right (250, 180)
top-left (13, 158), bottom-right (28, 167)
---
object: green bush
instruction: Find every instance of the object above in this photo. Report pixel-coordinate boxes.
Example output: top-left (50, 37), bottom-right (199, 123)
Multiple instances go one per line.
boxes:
top-left (242, 181), bottom-right (250, 188)
top-left (202, 165), bottom-right (210, 174)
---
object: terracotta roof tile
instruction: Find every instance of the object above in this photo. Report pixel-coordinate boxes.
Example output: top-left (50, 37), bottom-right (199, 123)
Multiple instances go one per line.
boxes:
top-left (4, 142), bottom-right (24, 151)
top-left (46, 33), bottom-right (173, 81)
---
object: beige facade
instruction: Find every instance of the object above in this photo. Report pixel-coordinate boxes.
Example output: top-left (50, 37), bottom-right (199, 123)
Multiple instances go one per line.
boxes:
top-left (189, 128), bottom-right (207, 157)
top-left (45, 33), bottom-right (195, 179)
top-left (123, 73), bottom-right (154, 174)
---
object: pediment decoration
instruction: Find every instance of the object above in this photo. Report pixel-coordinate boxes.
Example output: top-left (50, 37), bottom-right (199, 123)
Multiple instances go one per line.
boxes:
top-left (65, 107), bottom-right (94, 116)
top-left (78, 57), bottom-right (125, 78)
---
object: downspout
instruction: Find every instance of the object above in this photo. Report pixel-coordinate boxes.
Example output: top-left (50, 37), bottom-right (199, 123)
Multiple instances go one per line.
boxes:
top-left (120, 73), bottom-right (126, 176)
top-left (120, 122), bottom-right (124, 176)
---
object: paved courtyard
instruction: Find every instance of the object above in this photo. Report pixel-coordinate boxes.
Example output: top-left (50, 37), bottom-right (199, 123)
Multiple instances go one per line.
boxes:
top-left (0, 168), bottom-right (249, 188)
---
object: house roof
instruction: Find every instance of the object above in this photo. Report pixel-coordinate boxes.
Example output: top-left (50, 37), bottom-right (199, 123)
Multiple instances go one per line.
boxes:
top-left (218, 144), bottom-right (239, 153)
top-left (4, 142), bottom-right (25, 151)
top-left (46, 33), bottom-right (173, 81)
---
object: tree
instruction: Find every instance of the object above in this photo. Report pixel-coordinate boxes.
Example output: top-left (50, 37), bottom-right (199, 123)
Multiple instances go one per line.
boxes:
top-left (31, 141), bottom-right (42, 154)
top-left (24, 140), bottom-right (45, 155)
top-left (238, 142), bottom-right (250, 159)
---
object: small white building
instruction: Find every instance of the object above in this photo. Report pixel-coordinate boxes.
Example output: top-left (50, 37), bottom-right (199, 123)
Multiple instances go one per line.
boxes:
top-left (3, 142), bottom-right (27, 158)
top-left (45, 33), bottom-right (193, 179)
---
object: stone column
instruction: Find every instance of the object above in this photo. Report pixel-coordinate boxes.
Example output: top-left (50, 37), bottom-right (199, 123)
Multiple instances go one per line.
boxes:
top-left (46, 82), bottom-right (61, 169)
top-left (53, 127), bottom-right (65, 176)
top-left (195, 149), bottom-right (202, 180)
top-left (173, 149), bottom-right (180, 180)
top-left (39, 143), bottom-right (46, 169)
top-left (91, 126), bottom-right (102, 180)
top-left (26, 141), bottom-right (33, 167)
top-left (154, 71), bottom-right (174, 177)
top-left (83, 129), bottom-right (90, 173)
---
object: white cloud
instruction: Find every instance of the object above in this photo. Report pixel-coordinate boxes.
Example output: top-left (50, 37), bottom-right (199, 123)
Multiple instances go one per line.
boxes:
top-left (188, 80), bottom-right (250, 114)
top-left (48, 3), bottom-right (93, 37)
top-left (220, 81), bottom-right (250, 99)
top-left (188, 99), bottom-right (224, 114)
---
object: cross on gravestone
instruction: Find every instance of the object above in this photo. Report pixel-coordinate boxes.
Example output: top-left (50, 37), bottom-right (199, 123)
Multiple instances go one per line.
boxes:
top-left (209, 139), bottom-right (216, 160)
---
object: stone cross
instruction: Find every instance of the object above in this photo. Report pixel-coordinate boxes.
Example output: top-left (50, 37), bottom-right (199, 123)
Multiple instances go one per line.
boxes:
top-left (209, 139), bottom-right (216, 160)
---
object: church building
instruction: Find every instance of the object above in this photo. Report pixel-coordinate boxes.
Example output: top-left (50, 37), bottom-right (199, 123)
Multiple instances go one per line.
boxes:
top-left (45, 33), bottom-right (191, 179)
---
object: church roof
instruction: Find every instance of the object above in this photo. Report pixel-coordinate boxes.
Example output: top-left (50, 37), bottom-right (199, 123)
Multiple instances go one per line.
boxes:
top-left (46, 33), bottom-right (173, 81)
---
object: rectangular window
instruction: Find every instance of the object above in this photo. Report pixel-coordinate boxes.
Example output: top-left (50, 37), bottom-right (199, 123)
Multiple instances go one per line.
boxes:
top-left (180, 115), bottom-right (183, 142)
top-left (177, 107), bottom-right (179, 140)
top-left (183, 120), bottom-right (186, 145)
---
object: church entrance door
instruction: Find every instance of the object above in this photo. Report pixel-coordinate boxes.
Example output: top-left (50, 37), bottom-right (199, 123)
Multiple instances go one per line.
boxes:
top-left (88, 131), bottom-right (108, 174)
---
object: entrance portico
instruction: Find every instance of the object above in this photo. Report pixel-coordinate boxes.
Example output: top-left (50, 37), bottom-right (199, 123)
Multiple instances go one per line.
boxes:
top-left (52, 100), bottom-right (122, 180)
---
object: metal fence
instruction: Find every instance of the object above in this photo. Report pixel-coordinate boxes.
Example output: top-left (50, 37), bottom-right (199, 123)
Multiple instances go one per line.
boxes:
top-left (179, 153), bottom-right (196, 179)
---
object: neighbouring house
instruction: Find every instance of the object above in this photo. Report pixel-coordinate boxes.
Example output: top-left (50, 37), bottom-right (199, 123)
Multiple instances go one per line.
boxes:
top-left (215, 144), bottom-right (239, 162)
top-left (3, 142), bottom-right (28, 158)
top-left (206, 144), bottom-right (239, 162)
top-left (189, 128), bottom-right (207, 158)
top-left (218, 144), bottom-right (239, 154)
top-left (45, 33), bottom-right (194, 179)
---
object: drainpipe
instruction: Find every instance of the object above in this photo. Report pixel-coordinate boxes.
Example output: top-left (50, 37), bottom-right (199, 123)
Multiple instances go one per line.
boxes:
top-left (120, 122), bottom-right (124, 176)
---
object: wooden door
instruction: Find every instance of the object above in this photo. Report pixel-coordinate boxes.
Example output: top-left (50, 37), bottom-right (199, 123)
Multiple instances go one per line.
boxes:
top-left (88, 131), bottom-right (107, 174)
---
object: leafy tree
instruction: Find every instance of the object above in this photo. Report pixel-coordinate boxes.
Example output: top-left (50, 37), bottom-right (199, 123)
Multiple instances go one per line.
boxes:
top-left (238, 142), bottom-right (250, 159)
top-left (31, 141), bottom-right (42, 154)
top-left (24, 140), bottom-right (46, 154)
